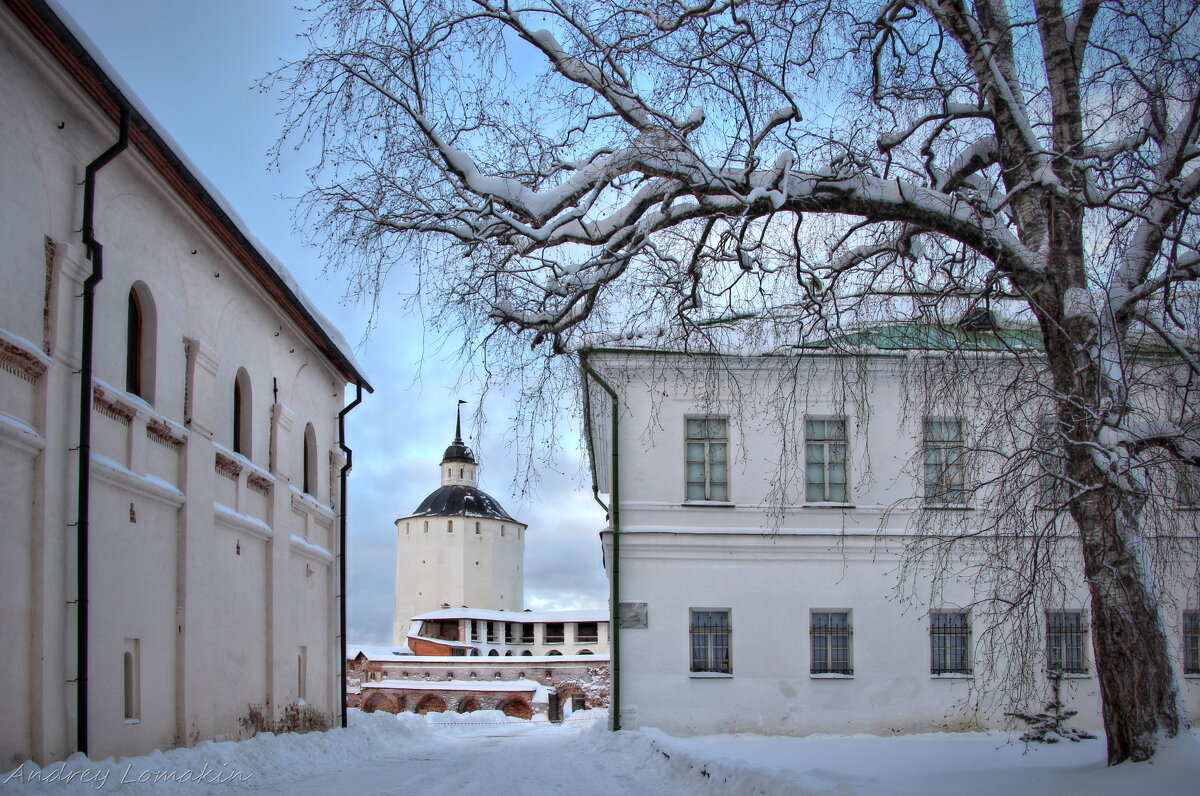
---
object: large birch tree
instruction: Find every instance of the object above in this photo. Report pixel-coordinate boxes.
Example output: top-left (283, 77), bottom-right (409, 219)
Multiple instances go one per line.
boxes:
top-left (273, 0), bottom-right (1200, 763)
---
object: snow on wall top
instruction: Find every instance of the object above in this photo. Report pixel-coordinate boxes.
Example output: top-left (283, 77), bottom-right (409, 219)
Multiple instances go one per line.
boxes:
top-left (37, 0), bottom-right (370, 390)
top-left (411, 607), bottom-right (608, 624)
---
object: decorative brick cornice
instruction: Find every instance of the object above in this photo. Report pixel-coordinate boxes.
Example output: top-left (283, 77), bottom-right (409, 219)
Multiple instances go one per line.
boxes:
top-left (0, 338), bottom-right (48, 383)
top-left (247, 472), bottom-right (273, 496)
top-left (93, 383), bottom-right (135, 425)
top-left (147, 418), bottom-right (185, 449)
top-left (215, 450), bottom-right (243, 481)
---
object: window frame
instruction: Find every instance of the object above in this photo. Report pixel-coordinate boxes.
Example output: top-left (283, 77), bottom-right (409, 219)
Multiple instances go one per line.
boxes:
top-left (929, 611), bottom-right (972, 676)
top-left (1046, 610), bottom-right (1089, 675)
top-left (805, 416), bottom-right (850, 504)
top-left (1183, 610), bottom-right (1199, 676)
top-left (810, 610), bottom-right (853, 676)
top-left (685, 416), bottom-right (730, 503)
top-left (923, 417), bottom-right (969, 507)
top-left (689, 608), bottom-right (732, 676)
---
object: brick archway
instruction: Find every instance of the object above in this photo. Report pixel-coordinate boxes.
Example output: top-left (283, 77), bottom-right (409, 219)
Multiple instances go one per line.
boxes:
top-left (363, 693), bottom-right (398, 714)
top-left (457, 696), bottom-right (482, 713)
top-left (495, 697), bottom-right (532, 720)
top-left (415, 694), bottom-right (447, 714)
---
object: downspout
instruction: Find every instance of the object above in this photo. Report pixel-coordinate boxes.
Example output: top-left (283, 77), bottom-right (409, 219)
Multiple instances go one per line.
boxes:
top-left (581, 357), bottom-right (620, 730)
top-left (76, 105), bottom-right (131, 756)
top-left (337, 380), bottom-right (363, 729)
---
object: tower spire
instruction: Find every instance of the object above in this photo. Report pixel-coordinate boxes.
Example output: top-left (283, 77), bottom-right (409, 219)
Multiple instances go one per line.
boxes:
top-left (454, 399), bottom-right (466, 445)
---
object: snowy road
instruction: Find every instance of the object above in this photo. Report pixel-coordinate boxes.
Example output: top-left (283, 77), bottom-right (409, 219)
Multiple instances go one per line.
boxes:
top-left (5, 710), bottom-right (1199, 795)
top-left (250, 720), bottom-right (696, 796)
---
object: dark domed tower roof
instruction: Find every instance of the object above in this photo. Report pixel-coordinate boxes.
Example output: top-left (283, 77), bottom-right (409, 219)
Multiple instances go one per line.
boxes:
top-left (442, 404), bottom-right (477, 464)
top-left (410, 485), bottom-right (518, 522)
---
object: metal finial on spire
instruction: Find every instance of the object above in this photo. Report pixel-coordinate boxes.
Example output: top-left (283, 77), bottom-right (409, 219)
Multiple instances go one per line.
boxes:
top-left (454, 399), bottom-right (467, 444)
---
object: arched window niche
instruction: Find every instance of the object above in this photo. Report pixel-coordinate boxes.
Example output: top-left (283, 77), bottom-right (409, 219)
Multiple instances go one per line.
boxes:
top-left (302, 422), bottom-right (318, 497)
top-left (125, 282), bottom-right (157, 404)
top-left (233, 367), bottom-right (252, 457)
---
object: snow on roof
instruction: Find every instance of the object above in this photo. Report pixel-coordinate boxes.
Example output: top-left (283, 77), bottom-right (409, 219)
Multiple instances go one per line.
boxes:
top-left (36, 0), bottom-right (370, 390)
top-left (407, 634), bottom-right (477, 649)
top-left (368, 678), bottom-right (542, 693)
top-left (348, 644), bottom-right (413, 660)
top-left (354, 653), bottom-right (609, 663)
top-left (411, 607), bottom-right (608, 623)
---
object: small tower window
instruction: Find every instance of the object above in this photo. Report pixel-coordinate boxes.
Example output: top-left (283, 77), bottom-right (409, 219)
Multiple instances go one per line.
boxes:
top-left (475, 522), bottom-right (481, 535)
top-left (125, 282), bottom-right (156, 403)
top-left (459, 468), bottom-right (464, 478)
top-left (501, 525), bottom-right (506, 537)
top-left (448, 520), bottom-right (454, 533)
top-left (424, 521), bottom-right (429, 533)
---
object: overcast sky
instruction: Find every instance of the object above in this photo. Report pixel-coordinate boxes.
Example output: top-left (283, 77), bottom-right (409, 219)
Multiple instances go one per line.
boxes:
top-left (52, 0), bottom-right (608, 644)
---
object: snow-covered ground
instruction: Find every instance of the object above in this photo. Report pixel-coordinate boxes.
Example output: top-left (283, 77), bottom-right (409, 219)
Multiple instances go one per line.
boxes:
top-left (3, 710), bottom-right (1197, 795)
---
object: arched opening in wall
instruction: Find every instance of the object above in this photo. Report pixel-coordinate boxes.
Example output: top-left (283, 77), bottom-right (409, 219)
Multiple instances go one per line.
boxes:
top-left (457, 696), bottom-right (481, 713)
top-left (363, 694), bottom-right (397, 714)
top-left (125, 282), bottom-right (157, 403)
top-left (469, 648), bottom-right (480, 656)
top-left (415, 694), bottom-right (447, 715)
top-left (496, 697), bottom-right (532, 720)
top-left (302, 423), bottom-right (317, 496)
top-left (521, 650), bottom-right (532, 656)
top-left (556, 685), bottom-right (586, 720)
top-left (504, 650), bottom-right (513, 656)
top-left (488, 649), bottom-right (499, 657)
top-left (233, 367), bottom-right (252, 456)
top-left (579, 649), bottom-right (594, 655)
top-left (546, 650), bottom-right (562, 656)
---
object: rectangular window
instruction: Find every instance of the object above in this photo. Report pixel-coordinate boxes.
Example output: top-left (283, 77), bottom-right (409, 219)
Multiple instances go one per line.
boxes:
top-left (1179, 466), bottom-right (1200, 508)
top-left (297, 645), bottom-right (308, 702)
top-left (1047, 611), bottom-right (1088, 674)
top-left (505, 623), bottom-right (517, 644)
top-left (686, 418), bottom-right (729, 502)
top-left (930, 612), bottom-right (971, 675)
top-left (1184, 611), bottom-right (1199, 675)
top-left (576, 621), bottom-right (599, 644)
top-left (810, 611), bottom-right (852, 675)
top-left (805, 417), bottom-right (848, 503)
top-left (690, 609), bottom-right (731, 674)
top-left (521, 623), bottom-right (535, 644)
top-left (487, 621), bottom-right (499, 643)
top-left (924, 418), bottom-right (967, 506)
top-left (545, 622), bottom-right (565, 644)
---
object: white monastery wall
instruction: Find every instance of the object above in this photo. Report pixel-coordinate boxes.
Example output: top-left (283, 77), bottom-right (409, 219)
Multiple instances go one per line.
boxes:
top-left (0, 1), bottom-right (361, 766)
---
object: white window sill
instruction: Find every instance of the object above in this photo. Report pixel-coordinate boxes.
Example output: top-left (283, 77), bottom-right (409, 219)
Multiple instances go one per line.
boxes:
top-left (1054, 672), bottom-right (1091, 679)
top-left (682, 501), bottom-right (735, 508)
top-left (803, 502), bottom-right (855, 509)
top-left (923, 504), bottom-right (974, 511)
top-left (930, 673), bottom-right (973, 679)
top-left (689, 672), bottom-right (733, 679)
top-left (124, 718), bottom-right (140, 725)
top-left (810, 673), bottom-right (854, 679)
top-left (1184, 674), bottom-right (1200, 679)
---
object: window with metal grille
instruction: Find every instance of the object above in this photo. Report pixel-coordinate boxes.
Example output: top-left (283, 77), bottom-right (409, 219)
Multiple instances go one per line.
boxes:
top-left (1047, 611), bottom-right (1087, 674)
top-left (686, 418), bottom-right (729, 501)
top-left (690, 609), bottom-right (731, 674)
top-left (1184, 611), bottom-right (1199, 675)
top-left (806, 417), bottom-right (849, 503)
top-left (1179, 466), bottom-right (1200, 509)
top-left (924, 418), bottom-right (967, 506)
top-left (811, 611), bottom-right (852, 674)
top-left (930, 612), bottom-right (971, 674)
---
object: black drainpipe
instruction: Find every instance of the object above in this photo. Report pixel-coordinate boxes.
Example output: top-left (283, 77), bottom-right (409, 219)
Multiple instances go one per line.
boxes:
top-left (337, 380), bottom-right (363, 729)
top-left (77, 105), bottom-right (131, 756)
top-left (581, 356), bottom-right (620, 730)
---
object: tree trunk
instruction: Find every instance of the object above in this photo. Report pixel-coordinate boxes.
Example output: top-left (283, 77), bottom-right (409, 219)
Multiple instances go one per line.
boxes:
top-left (1072, 478), bottom-right (1185, 763)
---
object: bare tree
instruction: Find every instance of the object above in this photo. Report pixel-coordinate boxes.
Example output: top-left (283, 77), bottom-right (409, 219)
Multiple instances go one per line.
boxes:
top-left (271, 0), bottom-right (1200, 763)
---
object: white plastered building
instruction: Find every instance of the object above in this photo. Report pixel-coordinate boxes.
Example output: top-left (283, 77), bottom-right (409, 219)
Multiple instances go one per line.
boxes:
top-left (580, 337), bottom-right (1200, 737)
top-left (0, 0), bottom-right (370, 766)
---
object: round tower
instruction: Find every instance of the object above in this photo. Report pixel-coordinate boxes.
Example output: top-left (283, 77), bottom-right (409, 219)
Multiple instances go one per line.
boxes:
top-left (391, 406), bottom-right (526, 646)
